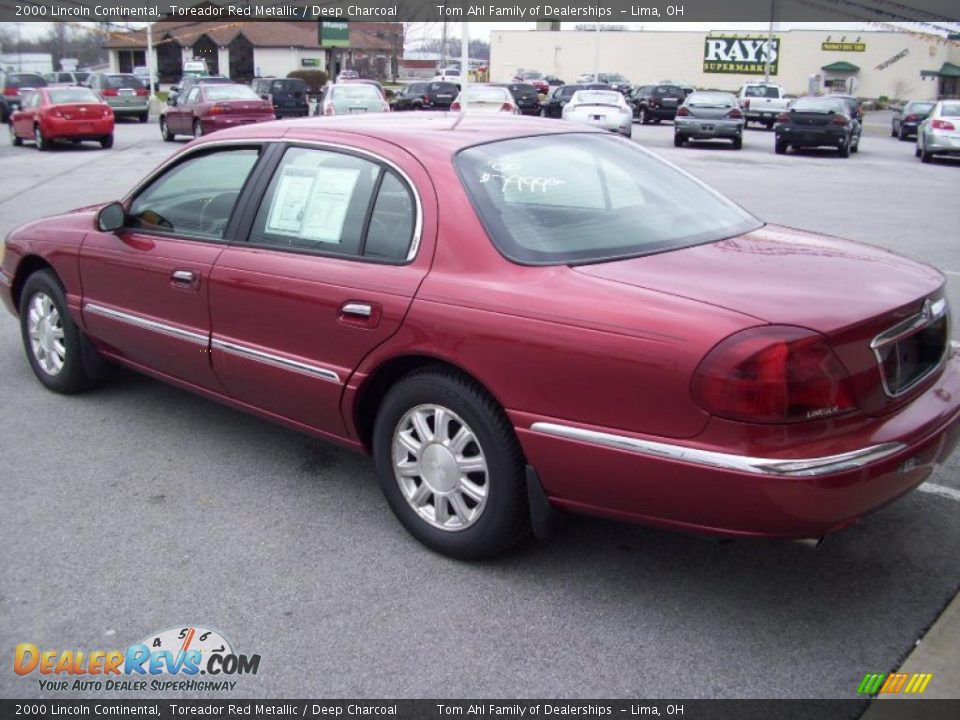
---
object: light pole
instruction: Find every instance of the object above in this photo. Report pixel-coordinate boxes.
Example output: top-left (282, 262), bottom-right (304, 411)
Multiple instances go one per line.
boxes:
top-left (147, 23), bottom-right (156, 106)
top-left (763, 0), bottom-right (775, 83)
top-left (460, 22), bottom-right (469, 110)
top-left (593, 22), bottom-right (600, 80)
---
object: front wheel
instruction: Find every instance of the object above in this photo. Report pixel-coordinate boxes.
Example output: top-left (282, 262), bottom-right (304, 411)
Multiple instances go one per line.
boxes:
top-left (639, 108), bottom-right (648, 125)
top-left (372, 368), bottom-right (530, 559)
top-left (9, 122), bottom-right (21, 146)
top-left (160, 117), bottom-right (174, 142)
top-left (775, 139), bottom-right (787, 154)
top-left (34, 125), bottom-right (48, 151)
top-left (19, 270), bottom-right (100, 394)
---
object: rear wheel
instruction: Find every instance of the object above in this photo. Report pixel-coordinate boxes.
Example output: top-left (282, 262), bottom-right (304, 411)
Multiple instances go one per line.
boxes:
top-left (732, 135), bottom-right (743, 150)
top-left (19, 270), bottom-right (100, 394)
top-left (138, 112), bottom-right (149, 123)
top-left (639, 108), bottom-right (649, 125)
top-left (851, 135), bottom-right (859, 153)
top-left (915, 146), bottom-right (922, 158)
top-left (160, 117), bottom-right (174, 142)
top-left (34, 125), bottom-right (48, 151)
top-left (838, 140), bottom-right (850, 158)
top-left (765, 120), bottom-right (774, 130)
top-left (9, 122), bottom-right (21, 146)
top-left (774, 139), bottom-right (787, 154)
top-left (898, 127), bottom-right (908, 141)
top-left (921, 146), bottom-right (933, 163)
top-left (673, 133), bottom-right (685, 147)
top-left (372, 368), bottom-right (530, 560)
top-left (193, 120), bottom-right (203, 139)
top-left (891, 125), bottom-right (898, 138)
top-left (100, 134), bottom-right (114, 149)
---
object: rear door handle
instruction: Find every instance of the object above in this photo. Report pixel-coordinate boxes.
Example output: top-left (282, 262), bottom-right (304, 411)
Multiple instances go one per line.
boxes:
top-left (341, 302), bottom-right (372, 318)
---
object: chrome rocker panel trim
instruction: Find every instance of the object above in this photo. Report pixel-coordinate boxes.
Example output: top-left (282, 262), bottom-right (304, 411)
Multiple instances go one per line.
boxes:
top-left (530, 422), bottom-right (906, 477)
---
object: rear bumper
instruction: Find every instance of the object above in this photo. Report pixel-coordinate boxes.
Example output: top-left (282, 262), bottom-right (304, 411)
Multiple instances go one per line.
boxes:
top-left (925, 132), bottom-right (960, 155)
top-left (41, 117), bottom-right (113, 138)
top-left (776, 125), bottom-right (847, 147)
top-left (109, 103), bottom-right (148, 115)
top-left (675, 118), bottom-right (742, 138)
top-left (274, 107), bottom-right (309, 118)
top-left (514, 353), bottom-right (960, 539)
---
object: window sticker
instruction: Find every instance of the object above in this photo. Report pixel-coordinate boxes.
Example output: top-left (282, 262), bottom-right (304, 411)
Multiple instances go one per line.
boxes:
top-left (265, 165), bottom-right (361, 243)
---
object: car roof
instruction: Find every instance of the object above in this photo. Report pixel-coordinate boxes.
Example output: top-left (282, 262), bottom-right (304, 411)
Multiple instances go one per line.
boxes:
top-left (203, 113), bottom-right (604, 157)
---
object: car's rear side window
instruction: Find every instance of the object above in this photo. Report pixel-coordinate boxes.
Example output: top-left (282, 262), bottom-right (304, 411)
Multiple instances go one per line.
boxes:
top-left (456, 134), bottom-right (760, 265)
top-left (248, 147), bottom-right (416, 262)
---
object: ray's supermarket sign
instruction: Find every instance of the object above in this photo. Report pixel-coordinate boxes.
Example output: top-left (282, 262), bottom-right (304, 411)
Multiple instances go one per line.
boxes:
top-left (704, 36), bottom-right (780, 75)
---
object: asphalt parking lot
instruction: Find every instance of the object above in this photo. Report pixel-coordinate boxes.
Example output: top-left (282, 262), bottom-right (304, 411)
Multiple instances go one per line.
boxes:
top-left (1, 114), bottom-right (958, 700)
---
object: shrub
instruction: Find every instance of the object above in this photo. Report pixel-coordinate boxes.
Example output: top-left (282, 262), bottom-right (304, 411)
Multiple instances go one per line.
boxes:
top-left (287, 70), bottom-right (329, 94)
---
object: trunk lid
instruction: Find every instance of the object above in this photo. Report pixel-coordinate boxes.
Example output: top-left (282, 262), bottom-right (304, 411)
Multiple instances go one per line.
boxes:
top-left (572, 225), bottom-right (947, 416)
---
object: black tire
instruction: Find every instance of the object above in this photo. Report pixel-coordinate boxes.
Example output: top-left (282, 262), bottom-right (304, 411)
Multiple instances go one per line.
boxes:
top-left (19, 270), bottom-right (100, 394)
top-left (639, 108), bottom-right (649, 125)
top-left (732, 135), bottom-right (743, 150)
top-left (765, 120), bottom-right (774, 130)
top-left (838, 138), bottom-right (850, 158)
top-left (774, 140), bottom-right (787, 154)
top-left (372, 368), bottom-right (530, 560)
top-left (898, 127), bottom-right (908, 141)
top-left (915, 146), bottom-right (922, 158)
top-left (34, 124), bottom-right (48, 151)
top-left (193, 120), bottom-right (203, 139)
top-left (673, 133), bottom-right (685, 147)
top-left (891, 125), bottom-right (898, 138)
top-left (138, 112), bottom-right (149, 123)
top-left (100, 134), bottom-right (114, 149)
top-left (921, 147), bottom-right (933, 164)
top-left (160, 117), bottom-right (174, 142)
top-left (9, 122), bottom-right (21, 146)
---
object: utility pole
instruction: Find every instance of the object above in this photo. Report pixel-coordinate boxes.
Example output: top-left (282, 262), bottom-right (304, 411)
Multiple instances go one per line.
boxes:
top-left (460, 22), bottom-right (469, 110)
top-left (147, 23), bottom-right (156, 106)
top-left (439, 8), bottom-right (448, 71)
top-left (763, 0), bottom-right (775, 83)
top-left (593, 22), bottom-right (600, 81)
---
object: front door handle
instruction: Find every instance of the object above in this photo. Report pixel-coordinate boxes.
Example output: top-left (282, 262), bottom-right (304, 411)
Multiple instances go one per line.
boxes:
top-left (171, 269), bottom-right (200, 290)
top-left (339, 301), bottom-right (380, 328)
top-left (341, 302), bottom-right (372, 318)
top-left (172, 270), bottom-right (195, 283)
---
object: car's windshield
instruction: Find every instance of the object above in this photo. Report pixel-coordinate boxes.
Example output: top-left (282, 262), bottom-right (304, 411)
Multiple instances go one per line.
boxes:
top-left (572, 91), bottom-right (622, 106)
top-left (6, 74), bottom-right (46, 88)
top-left (204, 85), bottom-right (259, 101)
top-left (456, 134), bottom-right (761, 265)
top-left (49, 88), bottom-right (100, 104)
top-left (331, 84), bottom-right (381, 101)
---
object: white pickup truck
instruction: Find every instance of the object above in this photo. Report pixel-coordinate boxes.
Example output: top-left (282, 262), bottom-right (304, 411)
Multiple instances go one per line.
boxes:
top-left (737, 82), bottom-right (791, 128)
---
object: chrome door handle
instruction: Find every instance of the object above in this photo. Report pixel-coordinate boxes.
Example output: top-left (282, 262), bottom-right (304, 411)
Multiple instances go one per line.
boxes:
top-left (341, 302), bottom-right (372, 318)
top-left (172, 270), bottom-right (195, 283)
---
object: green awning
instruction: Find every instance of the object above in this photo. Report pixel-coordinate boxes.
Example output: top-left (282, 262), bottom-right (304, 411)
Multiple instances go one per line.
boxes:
top-left (920, 62), bottom-right (960, 78)
top-left (821, 61), bottom-right (860, 73)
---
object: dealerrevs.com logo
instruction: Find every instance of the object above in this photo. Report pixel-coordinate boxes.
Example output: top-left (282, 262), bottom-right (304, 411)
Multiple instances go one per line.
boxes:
top-left (14, 625), bottom-right (261, 693)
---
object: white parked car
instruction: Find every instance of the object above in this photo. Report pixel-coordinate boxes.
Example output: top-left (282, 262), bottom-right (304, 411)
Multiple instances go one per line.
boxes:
top-left (433, 67), bottom-right (462, 83)
top-left (916, 99), bottom-right (960, 164)
top-left (451, 85), bottom-right (518, 114)
top-left (561, 89), bottom-right (632, 136)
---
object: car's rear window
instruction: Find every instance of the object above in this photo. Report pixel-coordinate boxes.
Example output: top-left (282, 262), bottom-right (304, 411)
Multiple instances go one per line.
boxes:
top-left (463, 87), bottom-right (509, 103)
top-left (572, 91), bottom-right (622, 105)
top-left (510, 84), bottom-right (538, 96)
top-left (106, 75), bottom-right (142, 89)
top-left (941, 101), bottom-right (960, 117)
top-left (49, 88), bottom-right (100, 104)
top-left (687, 92), bottom-right (736, 107)
top-left (906, 102), bottom-right (934, 114)
top-left (6, 74), bottom-right (46, 88)
top-left (429, 82), bottom-right (458, 94)
top-left (270, 80), bottom-right (305, 93)
top-left (744, 85), bottom-right (780, 98)
top-left (331, 84), bottom-right (380, 101)
top-left (654, 85), bottom-right (683, 96)
top-left (456, 134), bottom-right (760, 265)
top-left (75, 72), bottom-right (90, 82)
top-left (205, 85), bottom-right (259, 101)
top-left (791, 97), bottom-right (845, 113)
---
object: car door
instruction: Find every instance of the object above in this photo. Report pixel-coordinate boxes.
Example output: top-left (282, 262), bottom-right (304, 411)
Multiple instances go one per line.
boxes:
top-left (170, 87), bottom-right (198, 133)
top-left (79, 144), bottom-right (265, 391)
top-left (207, 140), bottom-right (436, 438)
top-left (13, 91), bottom-right (37, 137)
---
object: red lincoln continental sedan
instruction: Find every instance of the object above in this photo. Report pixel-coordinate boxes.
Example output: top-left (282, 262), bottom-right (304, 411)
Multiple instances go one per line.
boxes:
top-left (2, 115), bottom-right (958, 559)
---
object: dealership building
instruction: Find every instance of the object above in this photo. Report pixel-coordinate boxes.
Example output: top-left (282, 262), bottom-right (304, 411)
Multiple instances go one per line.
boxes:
top-left (491, 28), bottom-right (960, 100)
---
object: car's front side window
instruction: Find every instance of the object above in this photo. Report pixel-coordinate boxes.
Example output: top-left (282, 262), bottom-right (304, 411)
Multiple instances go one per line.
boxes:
top-left (127, 148), bottom-right (261, 240)
top-left (248, 146), bottom-right (416, 262)
top-left (185, 87), bottom-right (201, 105)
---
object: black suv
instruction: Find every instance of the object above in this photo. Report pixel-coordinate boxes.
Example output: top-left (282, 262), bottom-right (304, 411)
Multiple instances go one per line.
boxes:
top-left (541, 83), bottom-right (611, 118)
top-left (251, 77), bottom-right (310, 118)
top-left (629, 84), bottom-right (686, 124)
top-left (391, 81), bottom-right (459, 111)
top-left (0, 72), bottom-right (47, 123)
top-left (492, 83), bottom-right (542, 116)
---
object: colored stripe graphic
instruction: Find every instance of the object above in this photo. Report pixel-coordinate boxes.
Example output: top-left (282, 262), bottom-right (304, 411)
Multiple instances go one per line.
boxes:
top-left (858, 672), bottom-right (933, 695)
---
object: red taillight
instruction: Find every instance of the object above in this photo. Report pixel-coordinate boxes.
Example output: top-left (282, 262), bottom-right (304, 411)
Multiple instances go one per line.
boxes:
top-left (904, 114), bottom-right (917, 122)
top-left (323, 104), bottom-right (335, 116)
top-left (103, 107), bottom-right (112, 118)
top-left (776, 113), bottom-right (791, 123)
top-left (207, 103), bottom-right (231, 115)
top-left (3, 87), bottom-right (18, 96)
top-left (830, 115), bottom-right (848, 125)
top-left (136, 87), bottom-right (148, 97)
top-left (691, 326), bottom-right (857, 424)
top-left (101, 88), bottom-right (118, 97)
top-left (726, 107), bottom-right (743, 119)
top-left (676, 107), bottom-right (690, 117)
top-left (500, 102), bottom-right (515, 112)
top-left (450, 101), bottom-right (461, 111)
top-left (932, 118), bottom-right (956, 131)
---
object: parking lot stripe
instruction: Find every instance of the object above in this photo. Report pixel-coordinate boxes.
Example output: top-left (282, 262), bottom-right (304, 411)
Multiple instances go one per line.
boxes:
top-left (917, 482), bottom-right (960, 502)
top-left (943, 270), bottom-right (960, 277)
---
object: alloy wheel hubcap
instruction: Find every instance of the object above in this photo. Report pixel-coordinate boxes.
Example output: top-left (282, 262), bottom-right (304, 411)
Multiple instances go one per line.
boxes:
top-left (392, 404), bottom-right (488, 532)
top-left (35, 128), bottom-right (41, 145)
top-left (27, 292), bottom-right (65, 376)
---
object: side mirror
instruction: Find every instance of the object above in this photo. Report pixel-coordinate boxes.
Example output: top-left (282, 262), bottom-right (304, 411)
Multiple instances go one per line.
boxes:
top-left (97, 202), bottom-right (125, 233)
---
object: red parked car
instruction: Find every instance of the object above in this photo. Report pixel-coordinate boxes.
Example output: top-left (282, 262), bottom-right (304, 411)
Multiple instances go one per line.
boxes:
top-left (159, 83), bottom-right (274, 140)
top-left (3, 115), bottom-right (958, 559)
top-left (8, 86), bottom-right (114, 150)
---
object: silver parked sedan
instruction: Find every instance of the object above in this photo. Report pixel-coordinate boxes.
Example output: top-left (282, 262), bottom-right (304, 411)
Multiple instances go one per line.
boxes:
top-left (673, 91), bottom-right (745, 149)
top-left (561, 90), bottom-right (632, 136)
top-left (916, 99), bottom-right (960, 163)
